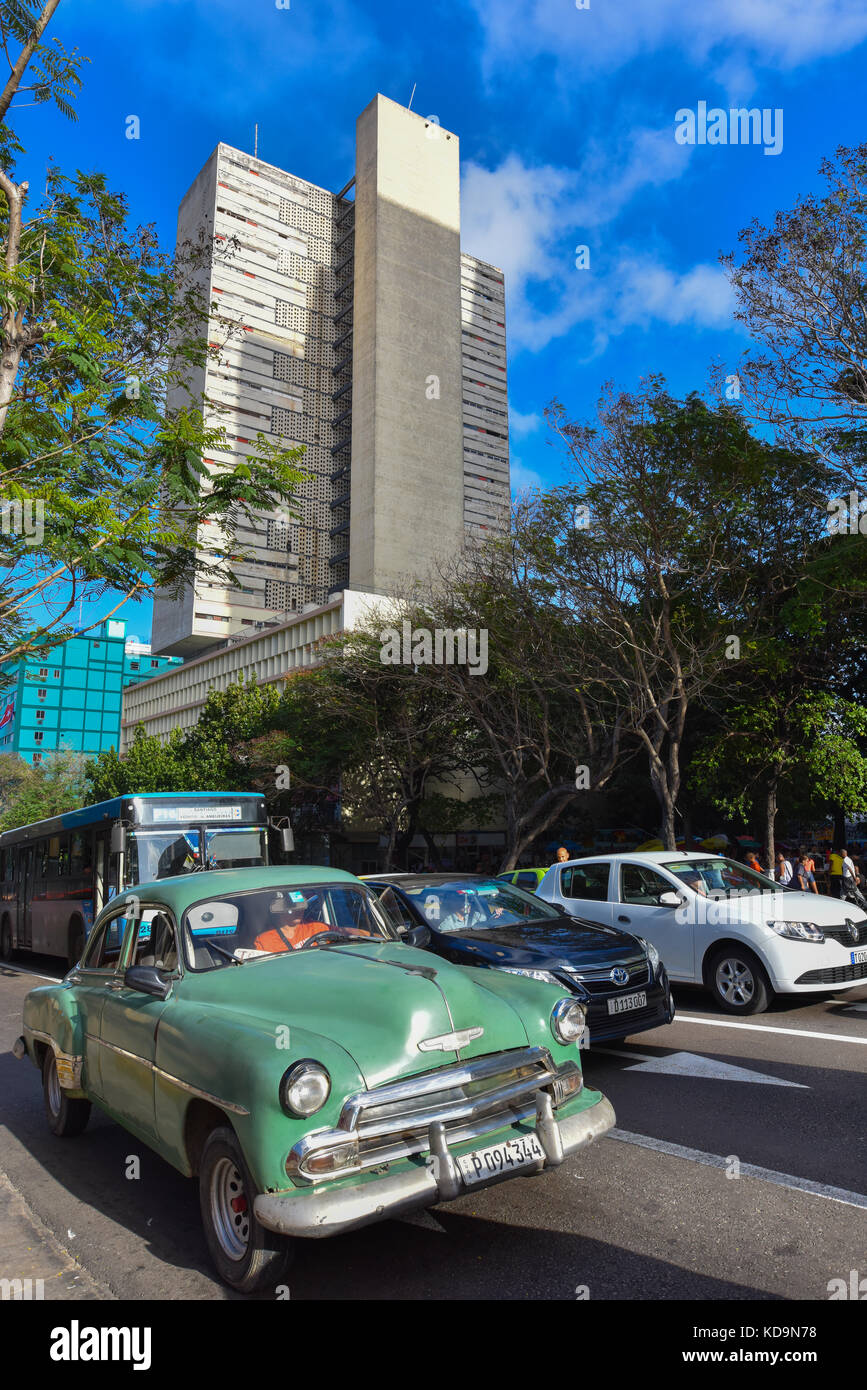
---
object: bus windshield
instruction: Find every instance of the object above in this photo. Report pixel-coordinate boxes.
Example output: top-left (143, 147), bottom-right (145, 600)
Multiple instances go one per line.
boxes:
top-left (129, 827), bottom-right (267, 880)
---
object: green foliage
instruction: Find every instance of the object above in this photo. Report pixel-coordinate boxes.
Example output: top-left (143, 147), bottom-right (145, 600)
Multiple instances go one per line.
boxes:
top-left (0, 746), bottom-right (88, 829)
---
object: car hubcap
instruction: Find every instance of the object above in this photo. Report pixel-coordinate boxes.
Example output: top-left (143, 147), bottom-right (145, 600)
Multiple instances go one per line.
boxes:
top-left (210, 1157), bottom-right (250, 1261)
top-left (716, 957), bottom-right (755, 1006)
top-left (47, 1056), bottom-right (61, 1115)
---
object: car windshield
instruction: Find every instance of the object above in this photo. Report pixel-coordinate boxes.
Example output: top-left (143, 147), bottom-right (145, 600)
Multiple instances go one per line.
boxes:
top-left (182, 884), bottom-right (397, 969)
top-left (402, 879), bottom-right (558, 932)
top-left (662, 857), bottom-right (778, 896)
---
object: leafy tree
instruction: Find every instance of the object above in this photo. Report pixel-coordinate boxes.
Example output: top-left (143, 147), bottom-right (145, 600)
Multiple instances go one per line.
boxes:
top-left (724, 142), bottom-right (867, 486)
top-left (690, 692), bottom-right (867, 868)
top-left (0, 744), bottom-right (87, 828)
top-left (523, 383), bottom-right (835, 848)
top-left (0, 1), bottom-right (307, 665)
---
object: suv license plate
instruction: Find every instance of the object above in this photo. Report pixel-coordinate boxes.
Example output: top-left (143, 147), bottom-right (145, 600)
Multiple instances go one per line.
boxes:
top-left (608, 991), bottom-right (647, 1015)
top-left (456, 1133), bottom-right (545, 1186)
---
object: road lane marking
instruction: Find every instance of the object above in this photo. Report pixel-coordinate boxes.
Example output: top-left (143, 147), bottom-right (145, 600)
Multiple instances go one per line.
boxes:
top-left (0, 963), bottom-right (62, 983)
top-left (592, 1047), bottom-right (807, 1087)
top-left (607, 1129), bottom-right (867, 1211)
top-left (670, 1014), bottom-right (867, 1045)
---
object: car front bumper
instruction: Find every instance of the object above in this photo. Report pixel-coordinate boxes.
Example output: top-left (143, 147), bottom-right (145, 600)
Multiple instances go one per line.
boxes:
top-left (254, 1090), bottom-right (615, 1239)
top-left (583, 968), bottom-right (675, 1044)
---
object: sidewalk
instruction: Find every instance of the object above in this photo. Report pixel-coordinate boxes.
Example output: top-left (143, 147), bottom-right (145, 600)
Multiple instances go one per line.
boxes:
top-left (0, 1169), bottom-right (114, 1300)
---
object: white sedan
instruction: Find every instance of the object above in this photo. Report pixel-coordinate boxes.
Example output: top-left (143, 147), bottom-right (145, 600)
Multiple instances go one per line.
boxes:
top-left (536, 851), bottom-right (867, 1014)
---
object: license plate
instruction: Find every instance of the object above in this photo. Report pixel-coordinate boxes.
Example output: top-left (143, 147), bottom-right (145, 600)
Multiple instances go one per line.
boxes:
top-left (456, 1133), bottom-right (545, 1186)
top-left (851, 948), bottom-right (867, 966)
top-left (607, 990), bottom-right (647, 1015)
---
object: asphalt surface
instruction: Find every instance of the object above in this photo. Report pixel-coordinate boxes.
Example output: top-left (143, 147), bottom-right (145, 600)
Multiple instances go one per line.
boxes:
top-left (1, 955), bottom-right (865, 1301)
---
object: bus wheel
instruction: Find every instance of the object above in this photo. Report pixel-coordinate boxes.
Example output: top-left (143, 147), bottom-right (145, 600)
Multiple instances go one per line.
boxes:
top-left (67, 918), bottom-right (85, 971)
top-left (42, 1050), bottom-right (91, 1137)
top-left (0, 917), bottom-right (12, 960)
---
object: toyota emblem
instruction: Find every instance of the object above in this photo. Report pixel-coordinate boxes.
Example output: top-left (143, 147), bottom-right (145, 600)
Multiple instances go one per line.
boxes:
top-left (610, 966), bottom-right (630, 986)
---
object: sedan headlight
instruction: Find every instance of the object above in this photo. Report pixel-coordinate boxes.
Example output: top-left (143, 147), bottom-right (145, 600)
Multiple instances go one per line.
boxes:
top-left (636, 935), bottom-right (660, 971)
top-left (499, 967), bottom-right (559, 984)
top-left (551, 997), bottom-right (586, 1044)
top-left (767, 920), bottom-right (824, 943)
top-left (280, 1060), bottom-right (331, 1117)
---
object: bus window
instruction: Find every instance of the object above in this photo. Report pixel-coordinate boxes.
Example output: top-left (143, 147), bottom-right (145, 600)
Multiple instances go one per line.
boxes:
top-left (204, 827), bottom-right (266, 869)
top-left (129, 832), bottom-right (201, 882)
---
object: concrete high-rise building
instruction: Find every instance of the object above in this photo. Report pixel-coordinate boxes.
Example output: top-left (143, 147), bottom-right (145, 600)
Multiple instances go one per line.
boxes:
top-left (152, 94), bottom-right (510, 657)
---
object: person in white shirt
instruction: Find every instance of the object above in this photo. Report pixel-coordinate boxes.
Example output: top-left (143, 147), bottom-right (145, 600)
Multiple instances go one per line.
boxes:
top-left (775, 851), bottom-right (793, 885)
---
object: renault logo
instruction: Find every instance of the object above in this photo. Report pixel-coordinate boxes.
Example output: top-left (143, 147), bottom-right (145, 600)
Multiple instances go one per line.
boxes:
top-left (610, 967), bottom-right (629, 986)
top-left (846, 919), bottom-right (861, 946)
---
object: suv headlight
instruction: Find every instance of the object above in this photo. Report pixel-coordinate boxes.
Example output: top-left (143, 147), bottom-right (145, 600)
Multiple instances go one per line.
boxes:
top-left (767, 920), bottom-right (824, 943)
top-left (551, 998), bottom-right (586, 1044)
top-left (499, 967), bottom-right (559, 984)
top-left (280, 1060), bottom-right (331, 1116)
top-left (636, 935), bottom-right (660, 971)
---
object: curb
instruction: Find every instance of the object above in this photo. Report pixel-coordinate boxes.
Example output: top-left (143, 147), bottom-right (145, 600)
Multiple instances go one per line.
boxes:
top-left (0, 1169), bottom-right (115, 1301)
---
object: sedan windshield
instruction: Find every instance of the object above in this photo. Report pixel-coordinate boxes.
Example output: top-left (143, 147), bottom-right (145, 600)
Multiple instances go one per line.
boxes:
top-left (183, 884), bottom-right (397, 969)
top-left (662, 857), bottom-right (778, 896)
top-left (402, 879), bottom-right (558, 932)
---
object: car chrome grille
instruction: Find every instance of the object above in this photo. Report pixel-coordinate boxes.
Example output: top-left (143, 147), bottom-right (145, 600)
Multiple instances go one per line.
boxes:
top-left (557, 958), bottom-right (650, 995)
top-left (822, 923), bottom-right (865, 946)
top-left (287, 1046), bottom-right (582, 1182)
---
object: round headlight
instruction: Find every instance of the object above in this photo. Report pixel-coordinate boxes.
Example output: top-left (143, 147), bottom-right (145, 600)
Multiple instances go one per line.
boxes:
top-left (280, 1060), bottom-right (331, 1117)
top-left (551, 997), bottom-right (586, 1044)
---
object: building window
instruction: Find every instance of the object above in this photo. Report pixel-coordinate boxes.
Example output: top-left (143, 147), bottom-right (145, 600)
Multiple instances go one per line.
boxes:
top-left (53, 669), bottom-right (60, 678)
top-left (151, 660), bottom-right (159, 668)
top-left (37, 688), bottom-right (46, 700)
top-left (38, 667), bottom-right (48, 677)
top-left (36, 709), bottom-right (45, 722)
top-left (34, 730), bottom-right (44, 743)
top-left (32, 753), bottom-right (42, 764)
top-left (130, 662), bottom-right (139, 671)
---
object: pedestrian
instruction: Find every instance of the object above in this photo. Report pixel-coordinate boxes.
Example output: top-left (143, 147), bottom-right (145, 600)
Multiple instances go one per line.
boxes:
top-left (841, 846), bottom-right (867, 909)
top-left (828, 845), bottom-right (845, 898)
top-left (745, 849), bottom-right (762, 873)
top-left (554, 846), bottom-right (570, 863)
top-left (793, 852), bottom-right (818, 895)
top-left (775, 850), bottom-right (793, 886)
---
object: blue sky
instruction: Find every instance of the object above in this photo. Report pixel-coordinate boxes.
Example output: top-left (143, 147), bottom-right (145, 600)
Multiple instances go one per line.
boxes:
top-left (12, 0), bottom-right (867, 642)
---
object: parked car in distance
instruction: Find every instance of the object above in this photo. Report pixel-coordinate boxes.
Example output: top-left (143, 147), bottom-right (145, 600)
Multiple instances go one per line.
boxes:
top-left (536, 851), bottom-right (867, 1014)
top-left (496, 868), bottom-right (549, 892)
top-left (15, 866), bottom-right (614, 1293)
top-left (362, 873), bottom-right (674, 1044)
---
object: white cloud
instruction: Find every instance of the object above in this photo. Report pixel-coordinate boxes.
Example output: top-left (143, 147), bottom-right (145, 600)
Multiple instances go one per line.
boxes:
top-left (461, 134), bottom-right (732, 354)
top-left (509, 409), bottom-right (543, 438)
top-left (611, 258), bottom-right (737, 332)
top-left (470, 0), bottom-right (867, 76)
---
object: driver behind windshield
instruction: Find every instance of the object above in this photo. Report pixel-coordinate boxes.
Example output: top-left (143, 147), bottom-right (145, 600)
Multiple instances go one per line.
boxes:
top-left (253, 899), bottom-right (330, 952)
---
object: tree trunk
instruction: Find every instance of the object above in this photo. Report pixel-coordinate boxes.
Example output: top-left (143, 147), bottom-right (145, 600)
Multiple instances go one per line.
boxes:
top-left (832, 803), bottom-right (846, 849)
top-left (763, 780), bottom-right (778, 877)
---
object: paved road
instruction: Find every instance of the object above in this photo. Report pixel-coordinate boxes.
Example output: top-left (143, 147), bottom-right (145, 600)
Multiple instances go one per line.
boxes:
top-left (1, 956), bottom-right (865, 1301)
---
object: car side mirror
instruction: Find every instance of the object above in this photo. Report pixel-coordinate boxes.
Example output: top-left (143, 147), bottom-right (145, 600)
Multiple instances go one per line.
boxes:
top-left (400, 923), bottom-right (431, 948)
top-left (124, 965), bottom-right (172, 999)
top-left (111, 824), bottom-right (126, 856)
top-left (658, 891), bottom-right (682, 907)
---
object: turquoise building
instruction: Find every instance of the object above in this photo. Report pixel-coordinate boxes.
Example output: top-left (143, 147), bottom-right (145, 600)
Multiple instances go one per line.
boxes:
top-left (0, 620), bottom-right (182, 765)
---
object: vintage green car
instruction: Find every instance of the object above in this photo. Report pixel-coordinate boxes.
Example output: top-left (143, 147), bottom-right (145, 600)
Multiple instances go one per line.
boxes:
top-left (14, 866), bottom-right (615, 1293)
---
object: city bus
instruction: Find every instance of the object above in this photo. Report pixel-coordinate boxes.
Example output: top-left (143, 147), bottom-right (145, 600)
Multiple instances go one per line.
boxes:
top-left (0, 792), bottom-right (276, 967)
